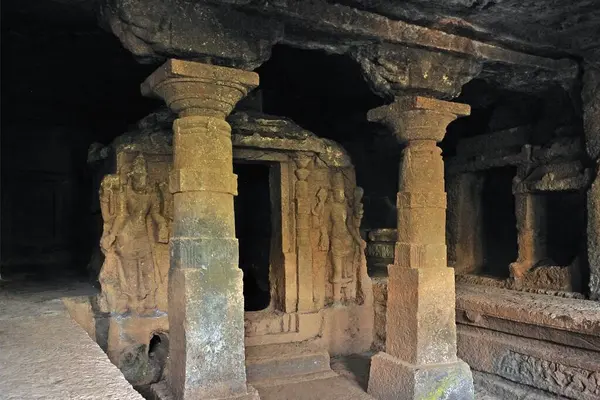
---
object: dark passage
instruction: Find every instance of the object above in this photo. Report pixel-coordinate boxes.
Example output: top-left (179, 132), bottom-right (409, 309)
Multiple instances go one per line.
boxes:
top-left (481, 167), bottom-right (518, 278)
top-left (545, 191), bottom-right (586, 266)
top-left (234, 163), bottom-right (272, 311)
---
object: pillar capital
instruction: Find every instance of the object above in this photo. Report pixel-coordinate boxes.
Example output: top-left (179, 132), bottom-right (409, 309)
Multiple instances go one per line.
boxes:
top-left (368, 96), bottom-right (470, 143)
top-left (142, 59), bottom-right (259, 118)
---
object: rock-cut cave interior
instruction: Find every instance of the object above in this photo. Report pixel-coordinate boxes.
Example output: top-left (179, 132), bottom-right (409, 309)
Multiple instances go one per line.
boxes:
top-left (1, 1), bottom-right (600, 399)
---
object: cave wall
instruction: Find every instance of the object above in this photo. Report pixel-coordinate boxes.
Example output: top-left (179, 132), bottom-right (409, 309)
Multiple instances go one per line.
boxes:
top-left (1, 12), bottom-right (159, 277)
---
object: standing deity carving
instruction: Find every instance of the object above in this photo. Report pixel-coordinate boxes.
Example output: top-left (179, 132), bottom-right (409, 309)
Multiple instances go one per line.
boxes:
top-left (328, 172), bottom-right (355, 304)
top-left (312, 188), bottom-right (330, 251)
top-left (99, 153), bottom-right (168, 315)
top-left (350, 187), bottom-right (366, 268)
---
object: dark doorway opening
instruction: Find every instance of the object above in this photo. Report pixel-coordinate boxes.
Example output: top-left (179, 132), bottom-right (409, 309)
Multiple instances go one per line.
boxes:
top-left (481, 167), bottom-right (518, 278)
top-left (545, 191), bottom-right (585, 266)
top-left (234, 163), bottom-right (272, 311)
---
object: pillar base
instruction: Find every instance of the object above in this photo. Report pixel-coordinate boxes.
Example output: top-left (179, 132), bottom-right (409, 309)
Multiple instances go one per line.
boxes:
top-left (151, 382), bottom-right (260, 400)
top-left (367, 352), bottom-right (474, 400)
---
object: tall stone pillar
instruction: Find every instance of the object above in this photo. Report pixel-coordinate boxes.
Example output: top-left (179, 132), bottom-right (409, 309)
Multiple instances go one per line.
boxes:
top-left (510, 191), bottom-right (547, 279)
top-left (367, 96), bottom-right (474, 400)
top-left (142, 60), bottom-right (260, 400)
top-left (583, 64), bottom-right (600, 300)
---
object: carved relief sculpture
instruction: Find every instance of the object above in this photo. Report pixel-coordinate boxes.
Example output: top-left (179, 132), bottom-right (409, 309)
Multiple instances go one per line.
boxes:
top-left (312, 187), bottom-right (329, 251)
top-left (329, 172), bottom-right (355, 304)
top-left (99, 153), bottom-right (168, 315)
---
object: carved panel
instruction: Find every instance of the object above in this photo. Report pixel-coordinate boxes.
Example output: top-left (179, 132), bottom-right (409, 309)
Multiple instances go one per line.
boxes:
top-left (498, 351), bottom-right (600, 399)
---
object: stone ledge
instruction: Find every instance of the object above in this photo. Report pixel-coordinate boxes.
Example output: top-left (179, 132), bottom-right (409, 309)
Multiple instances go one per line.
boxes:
top-left (456, 282), bottom-right (600, 336)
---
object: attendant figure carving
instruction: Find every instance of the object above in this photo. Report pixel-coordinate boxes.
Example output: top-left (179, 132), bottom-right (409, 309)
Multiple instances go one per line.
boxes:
top-left (350, 187), bottom-right (366, 272)
top-left (312, 188), bottom-right (330, 251)
top-left (100, 154), bottom-right (168, 315)
top-left (329, 173), bottom-right (354, 304)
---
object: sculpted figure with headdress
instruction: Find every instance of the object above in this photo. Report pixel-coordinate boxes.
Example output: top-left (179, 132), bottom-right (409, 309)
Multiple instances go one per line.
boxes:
top-left (99, 153), bottom-right (168, 315)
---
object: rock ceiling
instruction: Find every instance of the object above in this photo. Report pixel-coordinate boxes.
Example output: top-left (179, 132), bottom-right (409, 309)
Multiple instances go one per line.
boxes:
top-left (8, 0), bottom-right (600, 63)
top-left (336, 0), bottom-right (600, 63)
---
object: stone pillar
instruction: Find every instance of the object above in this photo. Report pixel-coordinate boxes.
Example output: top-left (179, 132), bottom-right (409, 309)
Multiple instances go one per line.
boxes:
top-left (367, 96), bottom-right (474, 400)
top-left (583, 64), bottom-right (600, 300)
top-left (142, 60), bottom-right (260, 400)
top-left (509, 191), bottom-right (547, 279)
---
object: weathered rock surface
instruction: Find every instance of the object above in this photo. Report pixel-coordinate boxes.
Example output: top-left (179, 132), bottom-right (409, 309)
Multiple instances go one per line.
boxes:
top-left (337, 0), bottom-right (600, 64)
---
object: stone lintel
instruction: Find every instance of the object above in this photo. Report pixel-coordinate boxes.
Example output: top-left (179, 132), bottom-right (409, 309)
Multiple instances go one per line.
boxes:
top-left (368, 96), bottom-right (470, 143)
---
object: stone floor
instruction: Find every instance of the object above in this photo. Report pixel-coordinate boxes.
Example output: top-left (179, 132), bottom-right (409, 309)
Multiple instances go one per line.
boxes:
top-left (0, 273), bottom-right (503, 400)
top-left (0, 274), bottom-right (143, 400)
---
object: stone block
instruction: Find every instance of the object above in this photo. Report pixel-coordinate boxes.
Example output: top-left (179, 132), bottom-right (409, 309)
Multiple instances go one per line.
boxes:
top-left (245, 343), bottom-right (331, 384)
top-left (168, 266), bottom-right (248, 400)
top-left (386, 267), bottom-right (457, 364)
top-left (367, 352), bottom-right (474, 400)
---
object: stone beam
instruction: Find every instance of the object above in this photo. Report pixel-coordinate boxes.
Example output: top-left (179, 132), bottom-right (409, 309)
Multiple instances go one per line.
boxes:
top-left (366, 96), bottom-right (474, 400)
top-left (142, 59), bottom-right (260, 400)
top-left (101, 0), bottom-right (577, 90)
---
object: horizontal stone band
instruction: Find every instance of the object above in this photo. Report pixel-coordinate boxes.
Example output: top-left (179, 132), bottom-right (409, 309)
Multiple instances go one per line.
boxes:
top-left (397, 191), bottom-right (446, 209)
top-left (395, 242), bottom-right (447, 269)
top-left (170, 169), bottom-right (237, 195)
top-left (171, 237), bottom-right (239, 269)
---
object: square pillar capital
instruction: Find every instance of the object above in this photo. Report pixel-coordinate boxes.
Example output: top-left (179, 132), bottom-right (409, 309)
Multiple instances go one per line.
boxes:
top-left (142, 59), bottom-right (259, 118)
top-left (368, 96), bottom-right (470, 143)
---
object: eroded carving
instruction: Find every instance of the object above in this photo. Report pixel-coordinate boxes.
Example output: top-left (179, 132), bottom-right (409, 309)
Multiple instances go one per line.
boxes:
top-left (99, 153), bottom-right (169, 315)
top-left (498, 351), bottom-right (600, 399)
top-left (312, 187), bottom-right (330, 251)
top-left (328, 172), bottom-right (357, 304)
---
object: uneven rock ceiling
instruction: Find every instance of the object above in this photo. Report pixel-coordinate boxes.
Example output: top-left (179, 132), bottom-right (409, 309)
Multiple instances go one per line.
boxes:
top-left (6, 0), bottom-right (600, 101)
top-left (10, 0), bottom-right (600, 62)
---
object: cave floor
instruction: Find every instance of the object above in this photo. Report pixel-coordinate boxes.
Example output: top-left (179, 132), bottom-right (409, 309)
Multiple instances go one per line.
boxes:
top-left (0, 275), bottom-right (501, 400)
top-left (0, 274), bottom-right (143, 400)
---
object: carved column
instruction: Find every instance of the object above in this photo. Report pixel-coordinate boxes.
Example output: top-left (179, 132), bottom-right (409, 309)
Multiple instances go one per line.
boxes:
top-left (367, 96), bottom-right (474, 400)
top-left (294, 153), bottom-right (315, 311)
top-left (142, 60), bottom-right (259, 400)
top-left (510, 190), bottom-right (548, 279)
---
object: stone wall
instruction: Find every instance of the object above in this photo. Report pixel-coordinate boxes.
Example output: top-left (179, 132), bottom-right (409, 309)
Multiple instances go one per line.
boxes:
top-left (372, 277), bottom-right (600, 398)
top-left (78, 109), bottom-right (374, 385)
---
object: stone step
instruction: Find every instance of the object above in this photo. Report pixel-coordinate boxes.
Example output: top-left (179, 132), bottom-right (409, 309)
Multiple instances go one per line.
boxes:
top-left (245, 342), bottom-right (333, 385)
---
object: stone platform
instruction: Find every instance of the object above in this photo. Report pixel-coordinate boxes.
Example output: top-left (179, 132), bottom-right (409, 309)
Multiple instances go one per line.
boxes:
top-left (0, 278), bottom-right (143, 400)
top-left (456, 282), bottom-right (600, 399)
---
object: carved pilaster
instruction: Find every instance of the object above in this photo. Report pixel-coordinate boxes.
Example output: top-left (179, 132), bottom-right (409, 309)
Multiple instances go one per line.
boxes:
top-left (294, 153), bottom-right (315, 312)
top-left (142, 59), bottom-right (260, 400)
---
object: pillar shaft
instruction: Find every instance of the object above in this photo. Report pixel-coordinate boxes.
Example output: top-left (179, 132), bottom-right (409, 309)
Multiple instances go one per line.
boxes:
top-left (367, 96), bottom-right (474, 400)
top-left (510, 192), bottom-right (547, 279)
top-left (142, 60), bottom-right (259, 400)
